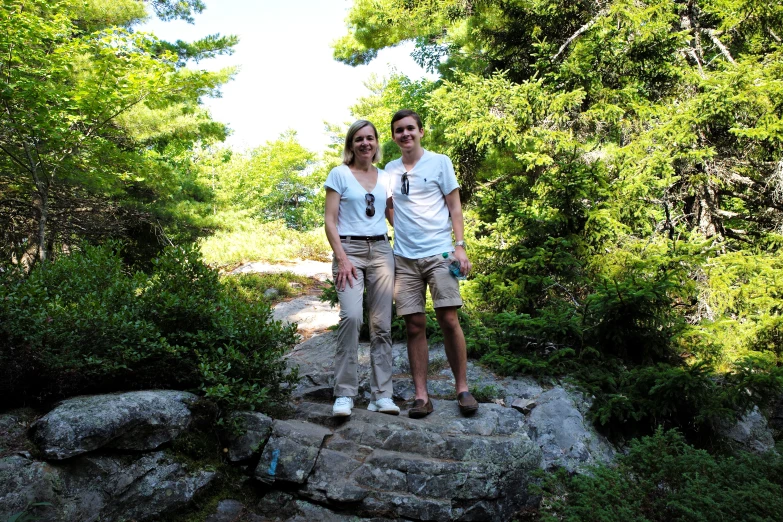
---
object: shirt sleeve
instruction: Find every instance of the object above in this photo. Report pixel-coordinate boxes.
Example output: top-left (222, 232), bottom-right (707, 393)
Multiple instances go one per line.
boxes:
top-left (324, 166), bottom-right (345, 194)
top-left (438, 155), bottom-right (460, 195)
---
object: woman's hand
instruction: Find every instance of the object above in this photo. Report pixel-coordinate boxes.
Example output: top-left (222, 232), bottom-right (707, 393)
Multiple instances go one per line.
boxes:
top-left (335, 257), bottom-right (358, 291)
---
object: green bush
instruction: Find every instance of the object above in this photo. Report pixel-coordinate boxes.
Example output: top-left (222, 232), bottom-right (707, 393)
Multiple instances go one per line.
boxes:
top-left (0, 244), bottom-right (298, 414)
top-left (536, 428), bottom-right (783, 522)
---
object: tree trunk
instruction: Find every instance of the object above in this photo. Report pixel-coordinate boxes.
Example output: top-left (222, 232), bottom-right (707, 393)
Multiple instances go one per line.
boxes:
top-left (685, 181), bottom-right (722, 237)
top-left (33, 170), bottom-right (49, 264)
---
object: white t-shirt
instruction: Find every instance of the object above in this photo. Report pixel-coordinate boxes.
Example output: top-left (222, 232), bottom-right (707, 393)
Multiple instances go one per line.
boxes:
top-left (324, 164), bottom-right (392, 236)
top-left (386, 149), bottom-right (460, 259)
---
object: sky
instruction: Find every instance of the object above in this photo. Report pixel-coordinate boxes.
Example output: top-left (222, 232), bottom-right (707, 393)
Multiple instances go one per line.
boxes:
top-left (141, 0), bottom-right (436, 152)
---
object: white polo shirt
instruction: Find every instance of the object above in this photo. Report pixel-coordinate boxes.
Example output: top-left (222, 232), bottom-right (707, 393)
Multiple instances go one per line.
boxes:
top-left (386, 149), bottom-right (460, 259)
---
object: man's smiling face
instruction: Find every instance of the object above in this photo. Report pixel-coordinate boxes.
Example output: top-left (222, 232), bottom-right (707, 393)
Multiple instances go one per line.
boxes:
top-left (392, 116), bottom-right (424, 153)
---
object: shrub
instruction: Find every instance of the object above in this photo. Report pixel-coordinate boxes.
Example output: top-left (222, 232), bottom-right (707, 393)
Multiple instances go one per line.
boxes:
top-left (0, 243), bottom-right (298, 414)
top-left (536, 428), bottom-right (783, 522)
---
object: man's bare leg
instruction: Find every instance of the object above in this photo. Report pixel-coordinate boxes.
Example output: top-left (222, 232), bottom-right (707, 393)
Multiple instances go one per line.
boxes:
top-left (435, 307), bottom-right (469, 394)
top-left (405, 313), bottom-right (430, 401)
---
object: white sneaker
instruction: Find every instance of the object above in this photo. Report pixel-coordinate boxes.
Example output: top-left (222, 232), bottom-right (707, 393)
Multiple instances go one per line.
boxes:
top-left (368, 397), bottom-right (400, 415)
top-left (332, 396), bottom-right (353, 417)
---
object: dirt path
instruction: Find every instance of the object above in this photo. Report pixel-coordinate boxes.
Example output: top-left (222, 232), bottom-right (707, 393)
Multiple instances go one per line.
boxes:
top-left (231, 259), bottom-right (340, 339)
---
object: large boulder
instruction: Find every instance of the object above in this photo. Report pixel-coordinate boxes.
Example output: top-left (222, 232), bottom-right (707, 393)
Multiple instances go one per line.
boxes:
top-left (0, 451), bottom-right (214, 522)
top-left (31, 390), bottom-right (197, 459)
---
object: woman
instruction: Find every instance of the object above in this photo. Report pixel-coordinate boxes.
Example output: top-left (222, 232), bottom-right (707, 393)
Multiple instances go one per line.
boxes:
top-left (324, 120), bottom-right (398, 417)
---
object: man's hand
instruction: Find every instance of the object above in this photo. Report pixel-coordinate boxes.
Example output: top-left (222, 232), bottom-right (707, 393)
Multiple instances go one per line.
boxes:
top-left (454, 247), bottom-right (471, 276)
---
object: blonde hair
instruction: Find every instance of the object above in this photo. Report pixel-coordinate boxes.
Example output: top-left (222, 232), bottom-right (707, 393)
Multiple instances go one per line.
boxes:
top-left (343, 120), bottom-right (382, 165)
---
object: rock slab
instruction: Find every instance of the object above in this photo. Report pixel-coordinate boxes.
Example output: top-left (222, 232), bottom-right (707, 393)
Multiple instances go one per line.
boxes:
top-left (526, 387), bottom-right (615, 471)
top-left (259, 401), bottom-right (541, 521)
top-left (31, 390), bottom-right (198, 460)
top-left (256, 419), bottom-right (332, 484)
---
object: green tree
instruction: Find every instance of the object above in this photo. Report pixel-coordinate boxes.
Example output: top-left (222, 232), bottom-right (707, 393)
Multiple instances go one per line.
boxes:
top-left (336, 0), bottom-right (783, 440)
top-left (214, 131), bottom-right (323, 230)
top-left (0, 0), bottom-right (235, 265)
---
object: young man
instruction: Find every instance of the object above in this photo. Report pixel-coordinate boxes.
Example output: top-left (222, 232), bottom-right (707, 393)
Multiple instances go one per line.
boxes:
top-left (385, 109), bottom-right (478, 418)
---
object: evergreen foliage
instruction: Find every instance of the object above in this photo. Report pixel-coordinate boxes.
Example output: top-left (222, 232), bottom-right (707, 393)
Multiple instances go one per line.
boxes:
top-left (0, 244), bottom-right (298, 413)
top-left (537, 428), bottom-right (783, 521)
top-left (339, 0), bottom-right (783, 444)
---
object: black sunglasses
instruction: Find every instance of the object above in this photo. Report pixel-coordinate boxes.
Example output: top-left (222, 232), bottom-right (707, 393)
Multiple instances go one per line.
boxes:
top-left (401, 172), bottom-right (409, 195)
top-left (365, 193), bottom-right (375, 217)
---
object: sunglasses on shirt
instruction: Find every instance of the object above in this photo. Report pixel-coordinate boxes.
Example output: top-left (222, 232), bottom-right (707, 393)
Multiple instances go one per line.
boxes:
top-left (401, 172), bottom-right (410, 195)
top-left (365, 193), bottom-right (375, 217)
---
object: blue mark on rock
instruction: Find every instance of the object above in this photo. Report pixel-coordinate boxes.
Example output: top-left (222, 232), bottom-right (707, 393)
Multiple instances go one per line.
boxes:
top-left (267, 448), bottom-right (280, 476)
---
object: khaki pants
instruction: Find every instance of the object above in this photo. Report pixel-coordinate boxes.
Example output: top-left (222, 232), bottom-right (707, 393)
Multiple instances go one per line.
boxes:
top-left (332, 238), bottom-right (394, 399)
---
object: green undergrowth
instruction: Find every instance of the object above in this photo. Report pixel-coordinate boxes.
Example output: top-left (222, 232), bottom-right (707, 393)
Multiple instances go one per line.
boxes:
top-left (220, 271), bottom-right (316, 305)
top-left (535, 428), bottom-right (783, 522)
top-left (0, 243), bottom-right (299, 416)
top-left (457, 241), bottom-right (783, 446)
top-left (462, 303), bottom-right (783, 445)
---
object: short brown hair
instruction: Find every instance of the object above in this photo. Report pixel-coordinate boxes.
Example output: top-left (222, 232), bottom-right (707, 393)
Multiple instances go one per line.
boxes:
top-left (343, 120), bottom-right (382, 165)
top-left (390, 109), bottom-right (423, 134)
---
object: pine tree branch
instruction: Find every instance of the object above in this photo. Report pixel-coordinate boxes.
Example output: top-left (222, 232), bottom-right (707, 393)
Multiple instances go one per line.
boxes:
top-left (702, 29), bottom-right (736, 65)
top-left (551, 9), bottom-right (608, 61)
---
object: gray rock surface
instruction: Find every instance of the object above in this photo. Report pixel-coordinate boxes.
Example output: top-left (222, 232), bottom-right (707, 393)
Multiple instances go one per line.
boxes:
top-left (31, 390), bottom-right (197, 459)
top-left (226, 411), bottom-right (274, 462)
top-left (0, 451), bottom-right (214, 522)
top-left (256, 419), bottom-right (332, 484)
top-left (526, 387), bottom-right (615, 471)
top-left (288, 335), bottom-right (545, 404)
top-left (258, 401), bottom-right (541, 521)
top-left (257, 493), bottom-right (397, 522)
top-left (0, 455), bottom-right (60, 519)
top-left (205, 499), bottom-right (246, 522)
top-left (717, 406), bottom-right (776, 453)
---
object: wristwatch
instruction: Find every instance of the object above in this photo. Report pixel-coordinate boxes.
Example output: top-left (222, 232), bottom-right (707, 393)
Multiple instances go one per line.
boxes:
top-left (455, 240), bottom-right (467, 249)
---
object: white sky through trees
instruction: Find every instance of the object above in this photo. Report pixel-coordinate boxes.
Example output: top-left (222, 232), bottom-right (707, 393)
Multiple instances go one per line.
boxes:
top-left (141, 0), bottom-right (435, 152)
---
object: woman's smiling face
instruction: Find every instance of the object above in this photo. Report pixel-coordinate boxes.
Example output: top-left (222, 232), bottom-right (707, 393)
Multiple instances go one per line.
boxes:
top-left (351, 125), bottom-right (378, 160)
